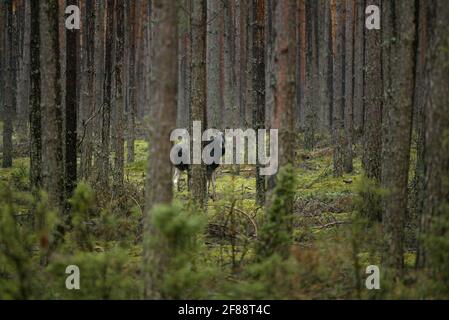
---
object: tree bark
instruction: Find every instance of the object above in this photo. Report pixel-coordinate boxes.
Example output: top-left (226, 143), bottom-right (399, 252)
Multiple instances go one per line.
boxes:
top-left (65, 0), bottom-right (78, 202)
top-left (30, 0), bottom-right (42, 190)
top-left (381, 0), bottom-right (417, 279)
top-left (113, 0), bottom-right (125, 195)
top-left (317, 0), bottom-right (331, 133)
top-left (79, 0), bottom-right (95, 180)
top-left (273, 0), bottom-right (296, 170)
top-left (97, 0), bottom-right (114, 193)
top-left (253, 0), bottom-right (266, 205)
top-left (304, 0), bottom-right (318, 150)
top-left (363, 0), bottom-right (382, 181)
top-left (2, 0), bottom-right (14, 168)
top-left (40, 0), bottom-right (64, 210)
top-left (190, 0), bottom-right (208, 208)
top-left (143, 0), bottom-right (178, 299)
top-left (126, 0), bottom-right (136, 163)
top-left (206, 0), bottom-right (223, 129)
top-left (343, 0), bottom-right (354, 173)
top-left (353, 0), bottom-right (365, 141)
top-left (416, 0), bottom-right (449, 271)
top-left (331, 0), bottom-right (345, 177)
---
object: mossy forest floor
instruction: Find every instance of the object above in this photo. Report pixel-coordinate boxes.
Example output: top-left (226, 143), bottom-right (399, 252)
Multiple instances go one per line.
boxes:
top-left (0, 139), bottom-right (423, 299)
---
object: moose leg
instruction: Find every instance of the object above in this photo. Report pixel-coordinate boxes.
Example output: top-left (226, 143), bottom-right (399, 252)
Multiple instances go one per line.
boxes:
top-left (173, 168), bottom-right (180, 191)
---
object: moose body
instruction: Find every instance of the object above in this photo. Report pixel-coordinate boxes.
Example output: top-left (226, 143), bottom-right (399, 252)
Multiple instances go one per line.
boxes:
top-left (172, 132), bottom-right (226, 199)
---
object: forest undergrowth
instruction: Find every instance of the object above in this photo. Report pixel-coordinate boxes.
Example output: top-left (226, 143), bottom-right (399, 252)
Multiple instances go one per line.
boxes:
top-left (0, 137), bottom-right (446, 299)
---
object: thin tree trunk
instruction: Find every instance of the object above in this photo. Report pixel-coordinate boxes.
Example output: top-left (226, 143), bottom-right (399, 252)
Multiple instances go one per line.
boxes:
top-left (98, 0), bottom-right (114, 193)
top-left (126, 0), bottom-right (136, 163)
top-left (331, 0), bottom-right (345, 177)
top-left (253, 0), bottom-right (266, 205)
top-left (304, 0), bottom-right (318, 150)
top-left (206, 0), bottom-right (223, 129)
top-left (93, 1), bottom-right (105, 184)
top-left (343, 0), bottom-right (354, 173)
top-left (353, 0), bottom-right (365, 141)
top-left (16, 1), bottom-right (31, 142)
top-left (363, 0), bottom-right (382, 181)
top-left (80, 0), bottom-right (95, 180)
top-left (65, 0), bottom-right (78, 203)
top-left (2, 1), bottom-right (14, 168)
top-left (190, 0), bottom-right (208, 208)
top-left (113, 0), bottom-right (125, 195)
top-left (29, 0), bottom-right (42, 190)
top-left (317, 0), bottom-right (331, 133)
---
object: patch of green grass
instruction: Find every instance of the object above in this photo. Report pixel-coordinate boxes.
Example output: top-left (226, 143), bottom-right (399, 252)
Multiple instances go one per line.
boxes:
top-left (125, 140), bottom-right (148, 181)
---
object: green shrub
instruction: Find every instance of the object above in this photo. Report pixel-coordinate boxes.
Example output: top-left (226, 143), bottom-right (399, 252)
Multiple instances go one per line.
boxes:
top-left (256, 165), bottom-right (296, 259)
top-left (144, 203), bottom-right (212, 299)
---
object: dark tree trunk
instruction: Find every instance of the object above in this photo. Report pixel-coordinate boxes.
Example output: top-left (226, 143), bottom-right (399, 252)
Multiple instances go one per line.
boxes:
top-left (79, 0), bottom-right (95, 180)
top-left (304, 0), bottom-right (318, 150)
top-left (93, 1), bottom-right (105, 185)
top-left (29, 0), bottom-right (42, 190)
top-left (2, 0), bottom-right (14, 168)
top-left (353, 0), bottom-right (365, 141)
top-left (65, 0), bottom-right (78, 202)
top-left (98, 0), bottom-right (114, 193)
top-left (253, 0), bottom-right (266, 206)
top-left (113, 0), bottom-right (125, 195)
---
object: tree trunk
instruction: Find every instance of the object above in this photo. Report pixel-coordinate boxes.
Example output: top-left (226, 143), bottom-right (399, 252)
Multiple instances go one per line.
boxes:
top-left (304, 0), bottom-right (319, 150)
top-left (272, 0), bottom-right (296, 173)
top-left (412, 0), bottom-right (429, 234)
top-left (343, 0), bottom-right (354, 173)
top-left (143, 0), bottom-right (178, 299)
top-left (79, 0), bottom-right (95, 180)
top-left (296, 0), bottom-right (306, 131)
top-left (253, 0), bottom-right (266, 206)
top-left (353, 0), bottom-right (365, 142)
top-left (363, 0), bottom-right (382, 182)
top-left (206, 0), bottom-right (223, 129)
top-left (2, 0), bottom-right (14, 168)
top-left (65, 0), bottom-right (78, 202)
top-left (416, 0), bottom-right (449, 271)
top-left (331, 0), bottom-right (345, 177)
top-left (190, 0), bottom-right (208, 208)
top-left (29, 0), bottom-right (42, 190)
top-left (97, 0), bottom-right (114, 193)
top-left (126, 0), bottom-right (136, 163)
top-left (381, 0), bottom-right (417, 279)
top-left (113, 0), bottom-right (125, 195)
top-left (16, 1), bottom-right (31, 142)
top-left (317, 0), bottom-right (331, 133)
top-left (40, 0), bottom-right (64, 210)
